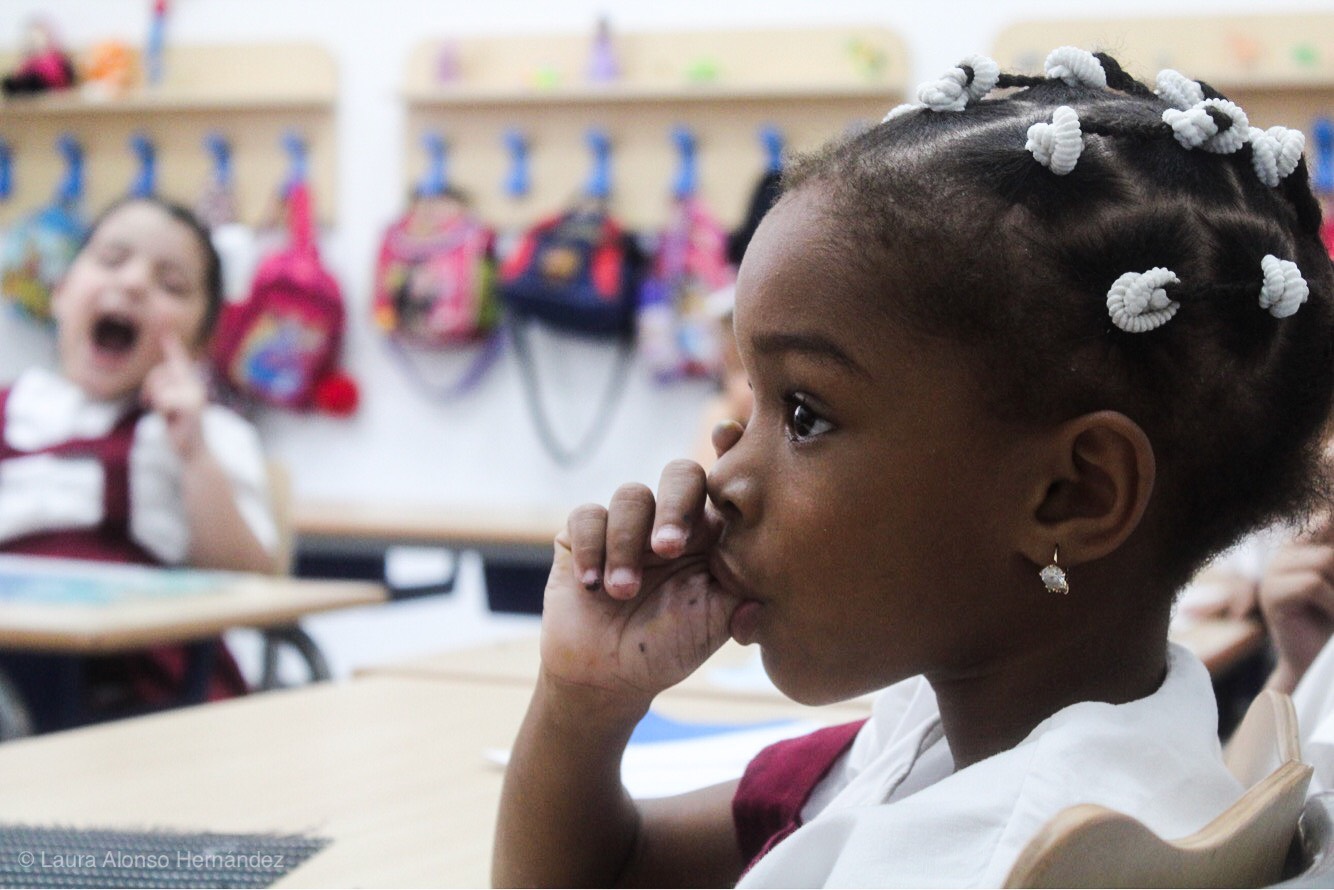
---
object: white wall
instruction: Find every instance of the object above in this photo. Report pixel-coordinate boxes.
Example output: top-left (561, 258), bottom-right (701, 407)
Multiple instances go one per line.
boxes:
top-left (4, 0), bottom-right (1334, 514)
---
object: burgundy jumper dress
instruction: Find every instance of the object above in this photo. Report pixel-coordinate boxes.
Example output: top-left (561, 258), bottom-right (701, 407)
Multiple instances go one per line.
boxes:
top-left (0, 388), bottom-right (247, 731)
top-left (732, 718), bottom-right (868, 875)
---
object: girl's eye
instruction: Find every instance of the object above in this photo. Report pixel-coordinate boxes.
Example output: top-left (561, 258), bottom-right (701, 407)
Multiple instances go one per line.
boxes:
top-left (96, 245), bottom-right (129, 267)
top-left (785, 395), bottom-right (835, 442)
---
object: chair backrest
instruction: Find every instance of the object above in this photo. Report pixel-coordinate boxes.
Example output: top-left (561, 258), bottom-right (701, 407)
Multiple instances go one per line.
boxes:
top-left (1005, 691), bottom-right (1313, 889)
top-left (266, 459), bottom-right (295, 577)
top-left (1227, 690), bottom-right (1305, 787)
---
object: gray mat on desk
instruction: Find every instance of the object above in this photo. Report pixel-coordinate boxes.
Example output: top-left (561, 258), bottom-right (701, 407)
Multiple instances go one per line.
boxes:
top-left (0, 824), bottom-right (329, 888)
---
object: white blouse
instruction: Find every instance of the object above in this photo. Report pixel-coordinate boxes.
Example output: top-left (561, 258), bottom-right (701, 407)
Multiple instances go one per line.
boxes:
top-left (0, 367), bottom-right (277, 564)
top-left (739, 643), bottom-right (1243, 888)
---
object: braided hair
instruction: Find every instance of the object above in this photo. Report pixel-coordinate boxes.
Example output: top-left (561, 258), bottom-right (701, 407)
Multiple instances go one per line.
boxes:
top-left (784, 49), bottom-right (1334, 592)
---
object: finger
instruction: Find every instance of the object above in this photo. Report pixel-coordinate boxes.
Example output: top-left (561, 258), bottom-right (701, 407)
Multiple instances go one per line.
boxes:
top-left (651, 459), bottom-right (707, 558)
top-left (604, 483), bottom-right (655, 600)
top-left (160, 330), bottom-right (192, 371)
top-left (565, 504), bottom-right (608, 591)
top-left (711, 420), bottom-right (744, 458)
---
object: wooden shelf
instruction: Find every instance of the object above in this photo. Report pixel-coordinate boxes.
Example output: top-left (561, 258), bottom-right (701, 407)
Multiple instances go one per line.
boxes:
top-left (402, 26), bottom-right (908, 231)
top-left (404, 82), bottom-right (900, 107)
top-left (0, 43), bottom-right (338, 227)
top-left (992, 14), bottom-right (1334, 128)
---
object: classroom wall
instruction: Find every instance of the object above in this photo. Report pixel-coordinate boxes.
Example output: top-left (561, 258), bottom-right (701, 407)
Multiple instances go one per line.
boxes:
top-left (4, 0), bottom-right (1334, 515)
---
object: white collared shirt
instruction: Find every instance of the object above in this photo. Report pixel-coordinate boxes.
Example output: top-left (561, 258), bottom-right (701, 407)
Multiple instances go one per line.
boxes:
top-left (0, 367), bottom-right (276, 564)
top-left (739, 643), bottom-right (1243, 888)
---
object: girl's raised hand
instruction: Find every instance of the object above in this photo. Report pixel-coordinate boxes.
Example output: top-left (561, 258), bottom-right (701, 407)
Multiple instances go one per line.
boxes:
top-left (540, 459), bottom-right (740, 712)
top-left (141, 332), bottom-right (208, 463)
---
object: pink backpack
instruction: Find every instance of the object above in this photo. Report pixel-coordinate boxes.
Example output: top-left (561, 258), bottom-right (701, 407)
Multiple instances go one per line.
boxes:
top-left (638, 195), bottom-right (734, 382)
top-left (373, 195), bottom-right (498, 346)
top-left (211, 182), bottom-right (352, 412)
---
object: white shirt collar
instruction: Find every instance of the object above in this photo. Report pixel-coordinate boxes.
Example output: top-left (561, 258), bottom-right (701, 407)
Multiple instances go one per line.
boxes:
top-left (5, 368), bottom-right (136, 452)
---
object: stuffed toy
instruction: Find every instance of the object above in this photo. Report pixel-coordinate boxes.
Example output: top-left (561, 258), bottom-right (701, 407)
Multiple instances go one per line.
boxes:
top-left (2, 17), bottom-right (76, 96)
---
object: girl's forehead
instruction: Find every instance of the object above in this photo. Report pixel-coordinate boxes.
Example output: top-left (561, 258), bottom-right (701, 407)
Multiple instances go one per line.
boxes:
top-left (90, 204), bottom-right (205, 270)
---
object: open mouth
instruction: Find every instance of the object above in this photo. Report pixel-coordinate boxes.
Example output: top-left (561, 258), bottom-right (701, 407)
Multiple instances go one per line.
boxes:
top-left (91, 313), bottom-right (140, 355)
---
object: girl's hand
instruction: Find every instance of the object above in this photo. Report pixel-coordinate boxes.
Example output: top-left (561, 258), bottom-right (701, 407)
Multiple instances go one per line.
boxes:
top-left (141, 333), bottom-right (208, 463)
top-left (539, 459), bottom-right (740, 712)
top-left (1259, 520), bottom-right (1334, 693)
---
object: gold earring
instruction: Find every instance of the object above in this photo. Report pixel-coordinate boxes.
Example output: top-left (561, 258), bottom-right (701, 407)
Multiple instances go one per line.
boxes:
top-left (1040, 545), bottom-right (1069, 595)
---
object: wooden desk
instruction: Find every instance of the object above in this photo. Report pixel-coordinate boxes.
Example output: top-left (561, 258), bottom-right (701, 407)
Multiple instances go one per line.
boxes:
top-left (292, 501), bottom-right (562, 562)
top-left (0, 675), bottom-right (870, 888)
top-left (359, 616), bottom-right (1269, 698)
top-left (0, 554), bottom-right (386, 654)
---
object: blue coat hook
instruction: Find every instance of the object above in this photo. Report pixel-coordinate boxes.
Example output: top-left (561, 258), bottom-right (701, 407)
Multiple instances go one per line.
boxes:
top-left (671, 126), bottom-right (697, 200)
top-left (56, 134), bottom-right (84, 205)
top-left (205, 132), bottom-right (232, 189)
top-left (503, 128), bottom-right (530, 199)
top-left (282, 130), bottom-right (308, 196)
top-left (0, 140), bottom-right (11, 202)
top-left (130, 132), bottom-right (156, 198)
top-left (760, 125), bottom-right (784, 175)
top-left (584, 128), bottom-right (611, 200)
top-left (417, 131), bottom-right (448, 198)
top-left (1314, 117), bottom-right (1334, 195)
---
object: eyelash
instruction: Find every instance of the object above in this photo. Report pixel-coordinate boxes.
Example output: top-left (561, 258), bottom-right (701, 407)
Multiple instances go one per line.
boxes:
top-left (783, 393), bottom-right (835, 443)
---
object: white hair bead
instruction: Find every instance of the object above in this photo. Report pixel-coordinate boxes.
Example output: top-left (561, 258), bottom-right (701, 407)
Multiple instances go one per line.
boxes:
top-left (1044, 46), bottom-right (1107, 89)
top-left (959, 54), bottom-right (1000, 101)
top-left (1026, 106), bottom-right (1083, 175)
top-left (1162, 99), bottom-right (1249, 154)
top-left (883, 102), bottom-right (920, 122)
top-left (1259, 255), bottom-right (1309, 318)
top-left (1107, 268), bottom-right (1181, 333)
top-left (917, 67), bottom-right (970, 112)
top-left (1154, 69), bottom-right (1204, 111)
top-left (1249, 126), bottom-right (1304, 188)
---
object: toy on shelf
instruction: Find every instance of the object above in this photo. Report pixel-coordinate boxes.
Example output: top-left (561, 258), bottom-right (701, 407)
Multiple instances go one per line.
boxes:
top-left (2, 17), bottom-right (77, 97)
top-left (586, 15), bottom-right (619, 83)
top-left (146, 0), bottom-right (169, 87)
top-left (81, 41), bottom-right (140, 99)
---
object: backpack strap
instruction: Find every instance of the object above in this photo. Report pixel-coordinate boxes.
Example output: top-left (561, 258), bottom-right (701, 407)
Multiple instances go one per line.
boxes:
top-left (287, 181), bottom-right (314, 253)
top-left (507, 313), bottom-right (634, 467)
top-left (383, 330), bottom-right (504, 402)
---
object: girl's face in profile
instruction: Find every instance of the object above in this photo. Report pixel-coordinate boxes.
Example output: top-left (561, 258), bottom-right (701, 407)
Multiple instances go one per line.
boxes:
top-left (708, 187), bottom-right (1047, 705)
top-left (51, 201), bottom-right (210, 402)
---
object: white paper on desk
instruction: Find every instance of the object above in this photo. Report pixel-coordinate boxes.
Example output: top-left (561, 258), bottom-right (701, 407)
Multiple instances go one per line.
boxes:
top-left (485, 713), bottom-right (825, 800)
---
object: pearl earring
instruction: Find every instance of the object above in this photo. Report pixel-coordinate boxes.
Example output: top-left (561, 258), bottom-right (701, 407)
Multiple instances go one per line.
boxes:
top-left (1040, 546), bottom-right (1069, 594)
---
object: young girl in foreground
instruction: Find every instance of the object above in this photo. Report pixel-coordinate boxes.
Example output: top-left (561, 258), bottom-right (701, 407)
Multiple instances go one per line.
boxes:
top-left (494, 48), bottom-right (1334, 887)
top-left (0, 196), bottom-right (276, 729)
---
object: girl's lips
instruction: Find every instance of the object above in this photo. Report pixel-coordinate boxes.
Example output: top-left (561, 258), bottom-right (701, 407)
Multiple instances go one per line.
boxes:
top-left (729, 599), bottom-right (762, 645)
top-left (709, 552), bottom-right (763, 644)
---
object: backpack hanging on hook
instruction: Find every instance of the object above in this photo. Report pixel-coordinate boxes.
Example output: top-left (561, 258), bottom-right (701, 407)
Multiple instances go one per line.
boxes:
top-left (210, 136), bottom-right (357, 415)
top-left (1, 135), bottom-right (85, 321)
top-left (373, 132), bottom-right (504, 401)
top-left (638, 126), bottom-right (735, 383)
top-left (498, 128), bottom-right (645, 466)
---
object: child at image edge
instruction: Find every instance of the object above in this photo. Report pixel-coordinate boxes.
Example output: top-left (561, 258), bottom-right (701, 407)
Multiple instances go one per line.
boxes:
top-left (493, 47), bottom-right (1334, 888)
top-left (0, 196), bottom-right (276, 730)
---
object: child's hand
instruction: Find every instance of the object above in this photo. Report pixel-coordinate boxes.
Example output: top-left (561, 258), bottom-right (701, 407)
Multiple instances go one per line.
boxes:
top-left (539, 459), bottom-right (741, 712)
top-left (1259, 519), bottom-right (1334, 692)
top-left (141, 333), bottom-right (208, 463)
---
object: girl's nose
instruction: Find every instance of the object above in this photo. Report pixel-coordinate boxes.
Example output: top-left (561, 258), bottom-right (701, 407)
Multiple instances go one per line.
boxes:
top-left (706, 419), bottom-right (757, 525)
top-left (115, 257), bottom-right (152, 297)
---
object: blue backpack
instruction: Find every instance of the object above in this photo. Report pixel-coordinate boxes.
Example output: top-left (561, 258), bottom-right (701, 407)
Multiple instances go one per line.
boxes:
top-left (497, 204), bottom-right (643, 465)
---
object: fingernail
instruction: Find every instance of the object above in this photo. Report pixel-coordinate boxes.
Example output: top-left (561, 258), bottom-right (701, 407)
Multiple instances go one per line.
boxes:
top-left (654, 526), bottom-right (686, 548)
top-left (607, 568), bottom-right (637, 592)
top-left (581, 569), bottom-right (601, 591)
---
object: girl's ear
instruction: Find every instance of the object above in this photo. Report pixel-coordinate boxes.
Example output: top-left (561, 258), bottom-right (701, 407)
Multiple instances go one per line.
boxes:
top-left (1022, 411), bottom-right (1155, 569)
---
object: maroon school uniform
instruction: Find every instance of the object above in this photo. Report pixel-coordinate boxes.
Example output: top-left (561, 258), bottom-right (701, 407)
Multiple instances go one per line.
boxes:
top-left (0, 386), bottom-right (247, 719)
